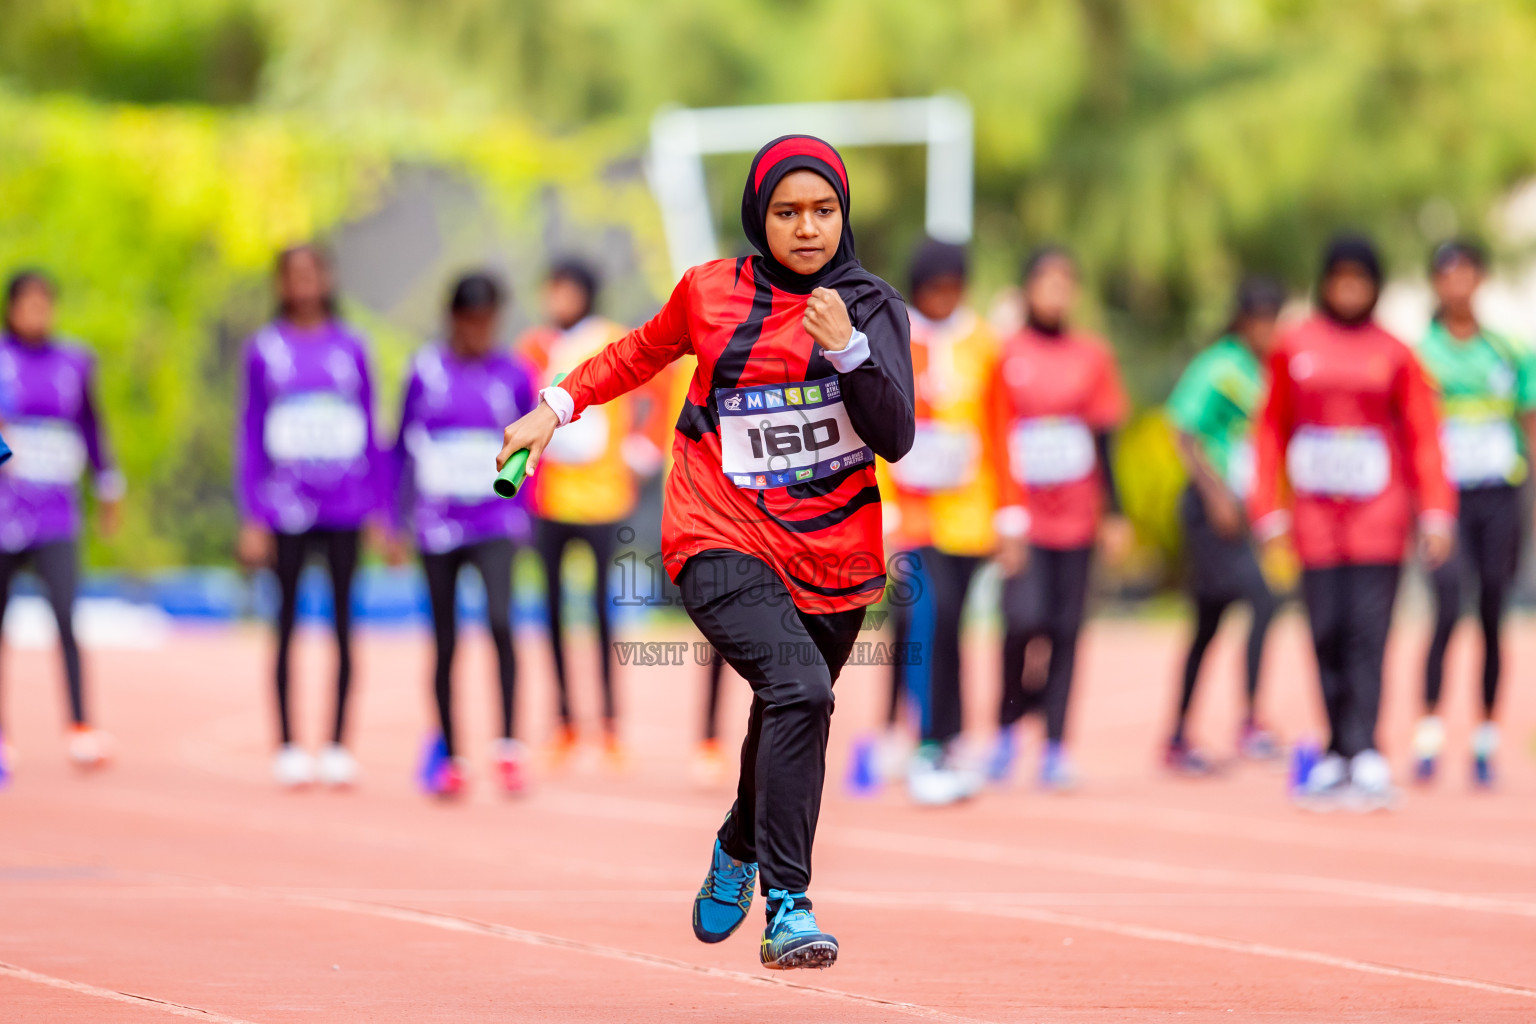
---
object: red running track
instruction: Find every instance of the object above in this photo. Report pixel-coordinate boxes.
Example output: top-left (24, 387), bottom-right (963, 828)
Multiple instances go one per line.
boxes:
top-left (3, 609), bottom-right (1535, 1022)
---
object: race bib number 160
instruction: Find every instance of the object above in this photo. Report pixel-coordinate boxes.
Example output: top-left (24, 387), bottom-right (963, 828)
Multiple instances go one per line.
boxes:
top-left (715, 375), bottom-right (873, 489)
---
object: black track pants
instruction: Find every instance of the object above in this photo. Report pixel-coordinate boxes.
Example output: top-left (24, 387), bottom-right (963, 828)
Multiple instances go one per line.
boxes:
top-left (679, 550), bottom-right (864, 914)
top-left (1425, 484), bottom-right (1521, 718)
top-left (889, 547), bottom-right (983, 746)
top-left (0, 540), bottom-right (86, 726)
top-left (1301, 564), bottom-right (1401, 758)
top-left (534, 519), bottom-right (617, 727)
top-left (273, 528), bottom-right (359, 746)
top-left (1174, 487), bottom-right (1280, 739)
top-left (421, 538), bottom-right (517, 757)
top-left (999, 545), bottom-right (1092, 744)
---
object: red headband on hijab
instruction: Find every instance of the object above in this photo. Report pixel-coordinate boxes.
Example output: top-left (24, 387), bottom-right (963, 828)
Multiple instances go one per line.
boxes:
top-left (752, 137), bottom-right (849, 194)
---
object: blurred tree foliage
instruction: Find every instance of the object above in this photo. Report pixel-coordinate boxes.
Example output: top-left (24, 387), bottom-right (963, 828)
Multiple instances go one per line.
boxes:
top-left (4, 0), bottom-right (1536, 568)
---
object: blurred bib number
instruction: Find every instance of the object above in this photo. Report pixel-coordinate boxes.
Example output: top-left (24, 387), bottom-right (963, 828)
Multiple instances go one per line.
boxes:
top-left (265, 392), bottom-right (367, 463)
top-left (2, 418), bottom-right (86, 485)
top-left (543, 406), bottom-right (610, 466)
top-left (890, 422), bottom-right (979, 492)
top-left (1442, 415), bottom-right (1518, 486)
top-left (1008, 416), bottom-right (1095, 486)
top-left (717, 376), bottom-right (872, 490)
top-left (410, 428), bottom-right (502, 503)
top-left (1286, 426), bottom-right (1389, 498)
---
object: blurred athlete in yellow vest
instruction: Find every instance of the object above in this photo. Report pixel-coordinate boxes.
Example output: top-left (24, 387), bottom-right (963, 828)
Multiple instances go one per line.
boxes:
top-left (877, 238), bottom-right (1002, 805)
top-left (520, 259), bottom-right (663, 768)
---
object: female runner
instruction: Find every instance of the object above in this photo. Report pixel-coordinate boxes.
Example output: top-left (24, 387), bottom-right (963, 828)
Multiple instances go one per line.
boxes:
top-left (391, 272), bottom-right (536, 797)
top-left (986, 246), bottom-right (1131, 789)
top-left (1412, 240), bottom-right (1536, 787)
top-left (518, 260), bottom-right (650, 768)
top-left (1163, 276), bottom-right (1287, 773)
top-left (0, 270), bottom-right (122, 774)
top-left (881, 237), bottom-right (1000, 805)
top-left (1251, 235), bottom-right (1454, 810)
top-left (236, 244), bottom-right (383, 789)
top-left (497, 135), bottom-right (914, 970)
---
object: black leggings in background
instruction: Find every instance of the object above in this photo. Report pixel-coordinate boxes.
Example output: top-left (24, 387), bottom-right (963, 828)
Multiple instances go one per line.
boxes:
top-left (680, 551), bottom-right (864, 911)
top-left (421, 538), bottom-right (517, 757)
top-left (1000, 545), bottom-right (1092, 744)
top-left (1174, 486), bottom-right (1280, 740)
top-left (534, 519), bottom-right (618, 728)
top-left (889, 547), bottom-right (983, 746)
top-left (273, 528), bottom-right (359, 746)
top-left (1425, 484), bottom-right (1522, 719)
top-left (0, 540), bottom-right (86, 726)
top-left (1301, 564), bottom-right (1401, 759)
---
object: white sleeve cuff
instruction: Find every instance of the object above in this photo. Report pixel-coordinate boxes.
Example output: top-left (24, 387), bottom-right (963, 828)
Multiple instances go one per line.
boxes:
top-left (1251, 510), bottom-right (1291, 543)
top-left (823, 329), bottom-right (870, 374)
top-left (539, 386), bottom-right (575, 426)
top-left (94, 469), bottom-right (127, 502)
top-left (993, 505), bottom-right (1031, 539)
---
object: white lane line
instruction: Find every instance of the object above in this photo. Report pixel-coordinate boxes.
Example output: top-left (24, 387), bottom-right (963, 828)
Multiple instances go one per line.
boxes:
top-left (0, 960), bottom-right (264, 1023)
top-left (267, 890), bottom-right (996, 1024)
top-left (1026, 796), bottom-right (1536, 869)
top-left (7, 884), bottom-right (1426, 909)
top-left (875, 900), bottom-right (1536, 1001)
top-left (834, 825), bottom-right (1536, 920)
top-left (547, 792), bottom-right (1536, 922)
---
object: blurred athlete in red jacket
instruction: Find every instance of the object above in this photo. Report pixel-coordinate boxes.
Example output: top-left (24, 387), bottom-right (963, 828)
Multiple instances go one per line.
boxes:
top-left (1250, 235), bottom-right (1455, 810)
top-left (985, 246), bottom-right (1131, 790)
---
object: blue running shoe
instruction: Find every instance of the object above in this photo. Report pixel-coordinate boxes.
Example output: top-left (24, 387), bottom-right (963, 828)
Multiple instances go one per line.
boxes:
top-left (417, 734), bottom-right (454, 795)
top-left (692, 839), bottom-right (757, 943)
top-left (760, 890), bottom-right (838, 970)
top-left (986, 725), bottom-right (1018, 784)
top-left (1040, 740), bottom-right (1078, 791)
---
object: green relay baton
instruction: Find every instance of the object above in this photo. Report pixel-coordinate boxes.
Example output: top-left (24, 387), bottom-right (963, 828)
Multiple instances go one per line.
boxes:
top-left (493, 373), bottom-right (564, 499)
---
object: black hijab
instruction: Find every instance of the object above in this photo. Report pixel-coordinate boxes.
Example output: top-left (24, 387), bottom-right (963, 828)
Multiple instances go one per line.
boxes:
top-left (740, 135), bottom-right (896, 313)
top-left (1317, 234), bottom-right (1383, 327)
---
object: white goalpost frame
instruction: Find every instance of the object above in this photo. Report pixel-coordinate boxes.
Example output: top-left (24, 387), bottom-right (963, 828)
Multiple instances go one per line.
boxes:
top-left (646, 95), bottom-right (975, 280)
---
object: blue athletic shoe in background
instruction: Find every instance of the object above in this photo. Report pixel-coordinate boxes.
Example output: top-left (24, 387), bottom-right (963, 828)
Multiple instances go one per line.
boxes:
top-left (692, 839), bottom-right (757, 943)
top-left (986, 725), bottom-right (1018, 784)
top-left (760, 890), bottom-right (838, 970)
top-left (417, 734), bottom-right (451, 794)
top-left (1472, 722), bottom-right (1499, 790)
top-left (1039, 740), bottom-right (1078, 791)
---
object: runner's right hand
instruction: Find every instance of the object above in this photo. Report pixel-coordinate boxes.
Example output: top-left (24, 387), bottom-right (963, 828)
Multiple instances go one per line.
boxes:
top-left (497, 401), bottom-right (562, 479)
top-left (996, 535), bottom-right (1030, 578)
top-left (236, 522), bottom-right (273, 569)
top-left (1206, 488), bottom-right (1245, 540)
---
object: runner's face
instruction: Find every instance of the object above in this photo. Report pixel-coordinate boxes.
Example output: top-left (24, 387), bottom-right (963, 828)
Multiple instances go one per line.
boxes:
top-left (450, 307), bottom-right (499, 357)
top-left (913, 275), bottom-right (964, 322)
top-left (6, 282), bottom-right (53, 342)
top-left (1238, 312), bottom-right (1280, 356)
top-left (1432, 257), bottom-right (1482, 315)
top-left (1025, 258), bottom-right (1077, 326)
top-left (1321, 263), bottom-right (1376, 322)
top-left (279, 250), bottom-right (330, 319)
top-left (544, 278), bottom-right (590, 331)
top-left (765, 170), bottom-right (842, 276)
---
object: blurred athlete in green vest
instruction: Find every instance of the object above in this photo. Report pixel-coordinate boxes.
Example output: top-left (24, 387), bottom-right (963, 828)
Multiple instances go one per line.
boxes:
top-left (1413, 240), bottom-right (1536, 788)
top-left (1163, 276), bottom-right (1287, 774)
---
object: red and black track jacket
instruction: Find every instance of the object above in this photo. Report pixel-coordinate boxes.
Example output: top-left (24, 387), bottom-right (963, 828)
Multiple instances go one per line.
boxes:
top-left (561, 256), bottom-right (915, 613)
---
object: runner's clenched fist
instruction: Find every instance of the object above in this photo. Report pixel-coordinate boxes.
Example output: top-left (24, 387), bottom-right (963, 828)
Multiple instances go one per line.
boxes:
top-left (803, 287), bottom-right (853, 352)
